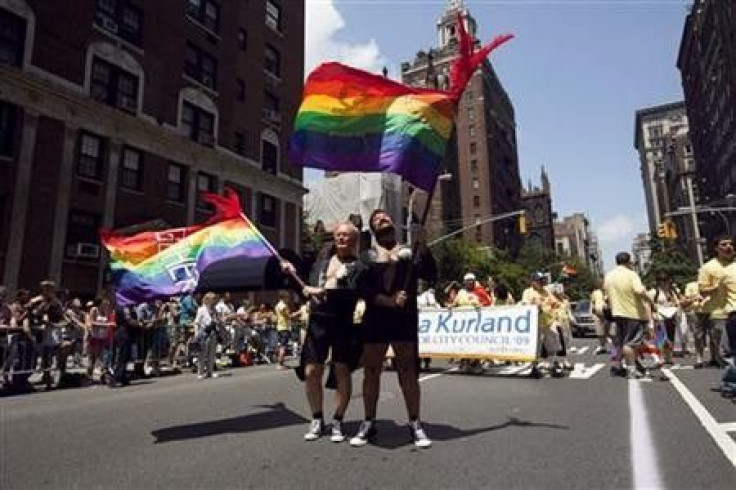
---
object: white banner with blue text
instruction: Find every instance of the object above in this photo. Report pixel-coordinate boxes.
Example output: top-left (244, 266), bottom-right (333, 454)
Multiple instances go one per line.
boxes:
top-left (418, 305), bottom-right (539, 361)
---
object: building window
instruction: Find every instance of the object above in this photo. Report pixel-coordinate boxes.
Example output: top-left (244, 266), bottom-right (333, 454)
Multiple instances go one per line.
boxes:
top-left (181, 101), bottom-right (215, 145)
top-left (470, 159), bottom-right (478, 173)
top-left (237, 28), bottom-right (247, 50)
top-left (465, 91), bottom-right (473, 102)
top-left (90, 57), bottom-right (139, 113)
top-left (262, 139), bottom-right (278, 174)
top-left (473, 195), bottom-right (480, 208)
top-left (474, 214), bottom-right (482, 232)
top-left (0, 102), bottom-right (17, 158)
top-left (265, 44), bottom-right (280, 77)
top-left (467, 107), bottom-right (474, 120)
top-left (95, 0), bottom-right (142, 45)
top-left (187, 0), bottom-right (219, 33)
top-left (77, 132), bottom-right (105, 180)
top-left (265, 0), bottom-right (282, 32)
top-left (259, 193), bottom-right (277, 227)
top-left (166, 163), bottom-right (186, 202)
top-left (234, 131), bottom-right (246, 155)
top-left (65, 210), bottom-right (101, 260)
top-left (0, 8), bottom-right (26, 67)
top-left (472, 178), bottom-right (479, 190)
top-left (119, 147), bottom-right (143, 191)
top-left (264, 91), bottom-right (280, 114)
top-left (469, 125), bottom-right (475, 137)
top-left (196, 172), bottom-right (217, 210)
top-left (470, 142), bottom-right (477, 155)
top-left (236, 79), bottom-right (245, 102)
top-left (184, 42), bottom-right (217, 90)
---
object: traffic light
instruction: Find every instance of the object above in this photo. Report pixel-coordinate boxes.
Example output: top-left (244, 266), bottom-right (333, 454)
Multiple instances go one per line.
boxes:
top-left (657, 220), bottom-right (678, 240)
top-left (519, 213), bottom-right (528, 234)
top-left (666, 220), bottom-right (678, 239)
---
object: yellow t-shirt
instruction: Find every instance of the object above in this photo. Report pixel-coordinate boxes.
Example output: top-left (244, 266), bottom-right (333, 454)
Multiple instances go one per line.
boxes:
top-left (682, 281), bottom-right (702, 313)
top-left (604, 266), bottom-right (649, 321)
top-left (454, 289), bottom-right (480, 308)
top-left (275, 300), bottom-right (290, 332)
top-left (521, 286), bottom-right (557, 329)
top-left (590, 289), bottom-right (605, 316)
top-left (698, 258), bottom-right (736, 319)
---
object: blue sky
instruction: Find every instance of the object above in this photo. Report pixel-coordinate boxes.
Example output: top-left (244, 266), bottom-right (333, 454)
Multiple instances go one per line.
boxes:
top-left (304, 0), bottom-right (691, 269)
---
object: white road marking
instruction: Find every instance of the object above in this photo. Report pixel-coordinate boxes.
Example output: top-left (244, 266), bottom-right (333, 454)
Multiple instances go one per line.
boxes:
top-left (720, 422), bottom-right (736, 433)
top-left (418, 367), bottom-right (458, 383)
top-left (663, 368), bottom-right (736, 468)
top-left (568, 363), bottom-right (605, 379)
top-left (497, 364), bottom-right (532, 376)
top-left (576, 346), bottom-right (590, 355)
top-left (629, 379), bottom-right (665, 489)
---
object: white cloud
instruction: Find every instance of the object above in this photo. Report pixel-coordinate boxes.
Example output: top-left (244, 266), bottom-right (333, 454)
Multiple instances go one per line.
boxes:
top-left (305, 0), bottom-right (389, 75)
top-left (597, 214), bottom-right (638, 244)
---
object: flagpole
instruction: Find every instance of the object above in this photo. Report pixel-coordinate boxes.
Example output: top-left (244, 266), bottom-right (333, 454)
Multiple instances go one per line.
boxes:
top-left (239, 212), bottom-right (308, 291)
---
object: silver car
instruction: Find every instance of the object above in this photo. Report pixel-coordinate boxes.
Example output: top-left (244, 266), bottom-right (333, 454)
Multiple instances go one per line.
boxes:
top-left (571, 300), bottom-right (597, 337)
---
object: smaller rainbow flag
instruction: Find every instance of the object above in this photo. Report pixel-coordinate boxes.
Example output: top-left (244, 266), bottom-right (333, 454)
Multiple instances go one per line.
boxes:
top-left (101, 190), bottom-right (275, 306)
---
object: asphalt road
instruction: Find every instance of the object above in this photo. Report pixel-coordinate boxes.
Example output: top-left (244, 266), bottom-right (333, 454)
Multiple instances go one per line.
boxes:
top-left (2, 338), bottom-right (735, 489)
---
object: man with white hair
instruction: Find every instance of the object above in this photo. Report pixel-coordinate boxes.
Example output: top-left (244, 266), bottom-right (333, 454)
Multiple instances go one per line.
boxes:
top-left (453, 273), bottom-right (481, 307)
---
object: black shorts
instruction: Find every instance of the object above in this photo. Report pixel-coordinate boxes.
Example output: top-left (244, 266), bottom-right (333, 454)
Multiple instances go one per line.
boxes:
top-left (362, 307), bottom-right (418, 344)
top-left (614, 317), bottom-right (646, 348)
top-left (301, 312), bottom-right (360, 365)
top-left (277, 331), bottom-right (291, 348)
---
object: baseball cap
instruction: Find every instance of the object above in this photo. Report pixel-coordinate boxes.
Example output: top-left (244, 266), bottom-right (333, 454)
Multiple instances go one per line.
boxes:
top-left (531, 271), bottom-right (547, 282)
top-left (463, 273), bottom-right (476, 282)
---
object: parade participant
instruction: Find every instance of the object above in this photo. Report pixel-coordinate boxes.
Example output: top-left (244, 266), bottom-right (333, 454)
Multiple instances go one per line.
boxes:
top-left (647, 272), bottom-right (681, 365)
top-left (493, 283), bottom-right (515, 305)
top-left (604, 252), bottom-right (652, 378)
top-left (25, 281), bottom-right (65, 389)
top-left (444, 281), bottom-right (461, 306)
top-left (521, 272), bottom-right (562, 378)
top-left (349, 209), bottom-right (436, 448)
top-left (474, 278), bottom-right (493, 307)
top-left (274, 291), bottom-right (293, 370)
top-left (590, 281), bottom-right (612, 354)
top-left (283, 221), bottom-right (363, 442)
top-left (110, 301), bottom-right (135, 388)
top-left (453, 273), bottom-right (481, 307)
top-left (417, 280), bottom-right (439, 308)
top-left (696, 235), bottom-right (736, 368)
top-left (681, 279), bottom-right (705, 367)
top-left (194, 292), bottom-right (220, 379)
top-left (86, 296), bottom-right (114, 382)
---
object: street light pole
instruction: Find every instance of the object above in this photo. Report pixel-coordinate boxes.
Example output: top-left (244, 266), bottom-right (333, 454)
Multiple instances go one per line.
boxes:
top-left (406, 172), bottom-right (452, 245)
top-left (685, 174), bottom-right (704, 266)
top-left (428, 209), bottom-right (525, 247)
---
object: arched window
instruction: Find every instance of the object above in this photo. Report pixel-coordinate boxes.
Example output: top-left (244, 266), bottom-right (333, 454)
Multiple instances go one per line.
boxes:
top-left (178, 87), bottom-right (218, 146)
top-left (85, 41), bottom-right (144, 114)
top-left (0, 0), bottom-right (36, 69)
top-left (261, 128), bottom-right (279, 175)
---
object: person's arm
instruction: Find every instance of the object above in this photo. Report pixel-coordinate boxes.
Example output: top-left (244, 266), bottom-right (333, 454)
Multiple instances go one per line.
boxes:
top-left (698, 265), bottom-right (722, 296)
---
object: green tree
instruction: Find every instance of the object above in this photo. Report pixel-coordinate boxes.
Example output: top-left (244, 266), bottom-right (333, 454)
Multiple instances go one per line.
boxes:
top-left (643, 247), bottom-right (698, 290)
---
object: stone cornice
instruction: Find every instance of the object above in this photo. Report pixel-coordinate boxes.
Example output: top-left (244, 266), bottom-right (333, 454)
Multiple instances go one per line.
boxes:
top-left (0, 65), bottom-right (306, 204)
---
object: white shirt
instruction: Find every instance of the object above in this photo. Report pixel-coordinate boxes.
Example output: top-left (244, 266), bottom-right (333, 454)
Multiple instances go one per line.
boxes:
top-left (194, 306), bottom-right (215, 336)
top-left (215, 300), bottom-right (234, 325)
top-left (417, 290), bottom-right (439, 308)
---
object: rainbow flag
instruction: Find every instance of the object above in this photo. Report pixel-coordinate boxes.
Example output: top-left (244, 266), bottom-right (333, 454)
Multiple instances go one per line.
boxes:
top-left (100, 190), bottom-right (275, 306)
top-left (289, 16), bottom-right (513, 191)
top-left (289, 62), bottom-right (455, 191)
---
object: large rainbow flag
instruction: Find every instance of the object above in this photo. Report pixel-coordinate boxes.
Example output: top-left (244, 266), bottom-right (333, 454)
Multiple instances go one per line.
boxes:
top-left (289, 15), bottom-right (512, 191)
top-left (100, 190), bottom-right (275, 306)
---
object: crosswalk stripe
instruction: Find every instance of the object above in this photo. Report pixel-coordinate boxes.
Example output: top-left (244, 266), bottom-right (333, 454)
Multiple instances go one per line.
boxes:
top-left (569, 363), bottom-right (605, 379)
top-left (576, 346), bottom-right (590, 355)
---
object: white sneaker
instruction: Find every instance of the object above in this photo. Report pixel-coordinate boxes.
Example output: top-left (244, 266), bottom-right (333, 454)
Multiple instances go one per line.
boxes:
top-left (410, 420), bottom-right (432, 448)
top-left (330, 420), bottom-right (346, 443)
top-left (349, 420), bottom-right (376, 447)
top-left (304, 419), bottom-right (324, 441)
top-left (212, 373), bottom-right (219, 379)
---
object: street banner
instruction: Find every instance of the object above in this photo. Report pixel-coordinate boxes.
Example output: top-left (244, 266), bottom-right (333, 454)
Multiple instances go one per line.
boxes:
top-left (418, 305), bottom-right (539, 361)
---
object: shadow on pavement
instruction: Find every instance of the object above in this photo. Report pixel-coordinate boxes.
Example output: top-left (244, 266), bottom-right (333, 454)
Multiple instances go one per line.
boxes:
top-left (151, 402), bottom-right (308, 444)
top-left (361, 417), bottom-right (569, 450)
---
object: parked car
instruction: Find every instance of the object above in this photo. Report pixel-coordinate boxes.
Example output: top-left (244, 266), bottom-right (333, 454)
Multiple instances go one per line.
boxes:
top-left (571, 300), bottom-right (597, 337)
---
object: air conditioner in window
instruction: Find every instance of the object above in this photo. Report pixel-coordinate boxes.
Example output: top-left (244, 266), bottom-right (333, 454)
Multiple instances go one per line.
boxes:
top-left (76, 243), bottom-right (101, 259)
top-left (100, 16), bottom-right (119, 34)
top-left (198, 133), bottom-right (215, 146)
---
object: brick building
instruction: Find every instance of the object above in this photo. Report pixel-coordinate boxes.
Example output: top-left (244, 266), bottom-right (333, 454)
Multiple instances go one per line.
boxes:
top-left (677, 0), bottom-right (736, 238)
top-left (400, 0), bottom-right (522, 252)
top-left (0, 0), bottom-right (305, 296)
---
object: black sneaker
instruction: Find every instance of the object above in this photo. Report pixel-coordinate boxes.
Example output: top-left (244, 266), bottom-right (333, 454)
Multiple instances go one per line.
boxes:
top-left (349, 420), bottom-right (377, 447)
top-left (529, 366), bottom-right (543, 379)
top-left (610, 366), bottom-right (627, 377)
